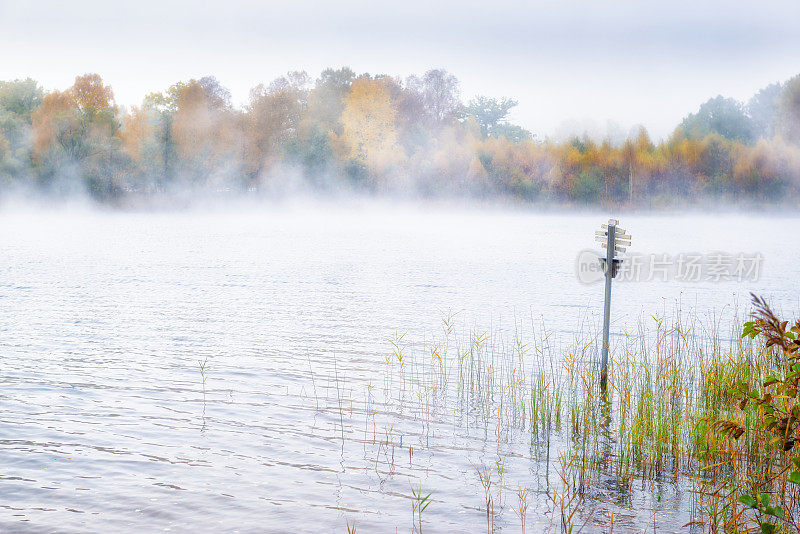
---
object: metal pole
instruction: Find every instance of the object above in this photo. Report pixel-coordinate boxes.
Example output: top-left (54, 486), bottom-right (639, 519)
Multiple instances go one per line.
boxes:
top-left (600, 221), bottom-right (615, 394)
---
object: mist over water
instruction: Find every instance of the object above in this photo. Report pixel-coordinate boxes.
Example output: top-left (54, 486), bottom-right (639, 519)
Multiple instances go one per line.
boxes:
top-left (3, 67), bottom-right (800, 211)
top-left (0, 201), bottom-right (797, 532)
top-left (2, 0), bottom-right (800, 529)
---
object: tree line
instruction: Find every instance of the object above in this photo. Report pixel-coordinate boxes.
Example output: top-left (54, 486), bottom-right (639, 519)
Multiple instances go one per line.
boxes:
top-left (0, 68), bottom-right (799, 206)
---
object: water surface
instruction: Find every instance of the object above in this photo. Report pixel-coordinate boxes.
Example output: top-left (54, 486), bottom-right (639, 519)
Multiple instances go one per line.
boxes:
top-left (1, 203), bottom-right (797, 532)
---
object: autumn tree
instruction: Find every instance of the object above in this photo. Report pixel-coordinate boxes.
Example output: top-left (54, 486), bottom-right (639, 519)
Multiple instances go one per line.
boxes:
top-left (273, 67), bottom-right (356, 182)
top-left (31, 74), bottom-right (122, 197)
top-left (334, 76), bottom-right (405, 187)
top-left (119, 105), bottom-right (164, 192)
top-left (697, 134), bottom-right (735, 186)
top-left (621, 127), bottom-right (665, 202)
top-left (146, 76), bottom-right (239, 188)
top-left (733, 138), bottom-right (800, 198)
top-left (245, 72), bottom-right (309, 182)
top-left (474, 136), bottom-right (552, 200)
top-left (32, 74), bottom-right (117, 161)
top-left (405, 69), bottom-right (460, 128)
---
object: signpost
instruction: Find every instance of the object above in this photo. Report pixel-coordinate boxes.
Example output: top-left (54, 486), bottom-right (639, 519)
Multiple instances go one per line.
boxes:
top-left (595, 219), bottom-right (631, 394)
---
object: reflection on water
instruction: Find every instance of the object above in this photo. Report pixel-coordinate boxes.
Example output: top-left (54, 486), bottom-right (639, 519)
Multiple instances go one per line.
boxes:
top-left (0, 203), bottom-right (797, 532)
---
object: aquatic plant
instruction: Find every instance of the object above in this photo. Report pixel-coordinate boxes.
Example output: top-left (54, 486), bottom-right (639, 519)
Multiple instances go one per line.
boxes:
top-left (514, 485), bottom-right (529, 533)
top-left (410, 485), bottom-right (432, 533)
top-left (475, 463), bottom-right (495, 533)
top-left (308, 300), bottom-right (800, 531)
top-left (198, 357), bottom-right (208, 388)
top-left (709, 294), bottom-right (800, 533)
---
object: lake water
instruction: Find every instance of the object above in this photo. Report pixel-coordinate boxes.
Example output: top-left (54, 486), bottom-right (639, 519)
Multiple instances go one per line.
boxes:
top-left (1, 201), bottom-right (798, 532)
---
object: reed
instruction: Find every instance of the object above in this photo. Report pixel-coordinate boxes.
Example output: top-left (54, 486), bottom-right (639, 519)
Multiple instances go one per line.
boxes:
top-left (410, 485), bottom-right (432, 533)
top-left (319, 301), bottom-right (799, 531)
top-left (515, 485), bottom-right (529, 534)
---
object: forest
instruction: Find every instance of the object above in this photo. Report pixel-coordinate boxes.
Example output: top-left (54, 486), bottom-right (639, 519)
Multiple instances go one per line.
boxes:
top-left (1, 68), bottom-right (799, 206)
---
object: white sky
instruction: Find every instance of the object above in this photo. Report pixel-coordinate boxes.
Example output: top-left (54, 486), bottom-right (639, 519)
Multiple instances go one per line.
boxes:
top-left (2, 0), bottom-right (799, 140)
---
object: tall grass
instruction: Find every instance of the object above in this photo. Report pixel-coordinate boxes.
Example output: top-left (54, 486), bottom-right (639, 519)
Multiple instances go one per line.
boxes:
top-left (324, 307), bottom-right (796, 531)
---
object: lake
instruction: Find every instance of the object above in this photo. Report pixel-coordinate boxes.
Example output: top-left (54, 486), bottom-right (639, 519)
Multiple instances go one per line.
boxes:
top-left (1, 201), bottom-right (798, 532)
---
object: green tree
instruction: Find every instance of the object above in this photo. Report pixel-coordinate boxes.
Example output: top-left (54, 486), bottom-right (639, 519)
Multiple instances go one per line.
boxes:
top-left (462, 96), bottom-right (519, 138)
top-left (748, 82), bottom-right (783, 139)
top-left (491, 123), bottom-right (532, 143)
top-left (677, 95), bottom-right (755, 143)
top-left (0, 78), bottom-right (44, 181)
top-left (573, 170), bottom-right (602, 203)
top-left (305, 67), bottom-right (355, 134)
top-left (778, 75), bottom-right (800, 144)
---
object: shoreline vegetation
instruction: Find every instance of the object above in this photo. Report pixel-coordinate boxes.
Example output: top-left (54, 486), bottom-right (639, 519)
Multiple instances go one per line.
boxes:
top-left (334, 297), bottom-right (799, 532)
top-left (1, 69), bottom-right (799, 208)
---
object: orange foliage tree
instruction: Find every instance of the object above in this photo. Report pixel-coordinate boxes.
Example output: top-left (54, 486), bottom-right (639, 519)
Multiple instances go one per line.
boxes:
top-left (31, 74), bottom-right (122, 197)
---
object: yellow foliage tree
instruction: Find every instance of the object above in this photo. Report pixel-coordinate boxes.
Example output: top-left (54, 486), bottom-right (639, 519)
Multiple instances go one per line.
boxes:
top-left (335, 77), bottom-right (405, 180)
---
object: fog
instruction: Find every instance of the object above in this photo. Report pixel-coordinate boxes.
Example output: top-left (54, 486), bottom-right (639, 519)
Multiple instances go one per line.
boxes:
top-left (1, 68), bottom-right (800, 211)
top-left (4, 3), bottom-right (800, 532)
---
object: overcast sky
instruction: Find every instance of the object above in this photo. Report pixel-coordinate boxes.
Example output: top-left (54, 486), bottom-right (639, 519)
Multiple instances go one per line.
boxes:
top-left (1, 0), bottom-right (799, 140)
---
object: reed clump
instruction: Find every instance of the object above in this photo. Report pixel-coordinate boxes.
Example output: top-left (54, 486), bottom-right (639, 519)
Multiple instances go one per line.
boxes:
top-left (327, 301), bottom-right (798, 531)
